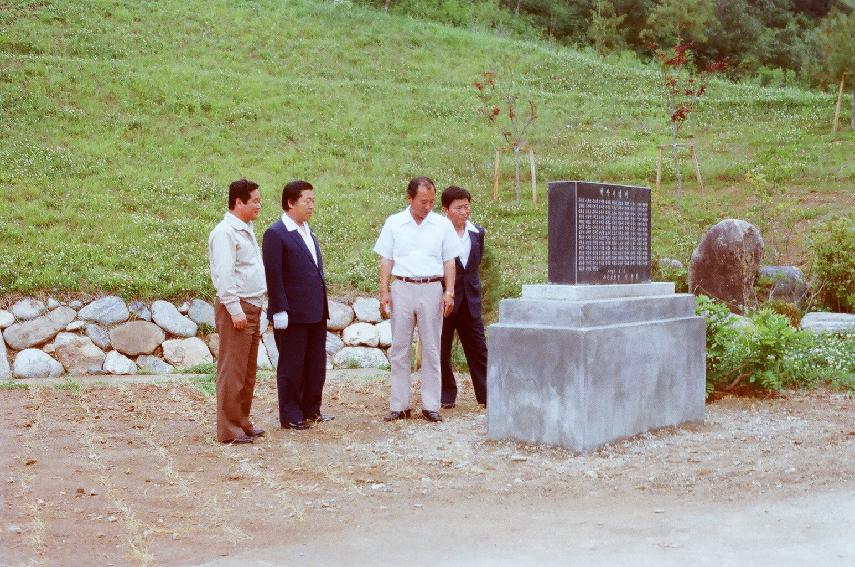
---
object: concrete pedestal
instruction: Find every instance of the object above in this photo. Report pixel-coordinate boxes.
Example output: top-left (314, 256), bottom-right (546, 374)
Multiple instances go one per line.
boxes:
top-left (487, 283), bottom-right (705, 454)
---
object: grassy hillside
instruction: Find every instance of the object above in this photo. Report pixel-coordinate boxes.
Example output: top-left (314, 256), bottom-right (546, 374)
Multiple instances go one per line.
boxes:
top-left (1, 0), bottom-right (852, 307)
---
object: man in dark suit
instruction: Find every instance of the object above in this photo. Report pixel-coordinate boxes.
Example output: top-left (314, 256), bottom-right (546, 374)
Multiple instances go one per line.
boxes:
top-left (439, 186), bottom-right (488, 409)
top-left (262, 180), bottom-right (333, 430)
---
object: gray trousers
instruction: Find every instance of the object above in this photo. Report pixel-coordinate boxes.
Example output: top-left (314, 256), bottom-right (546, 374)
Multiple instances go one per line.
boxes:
top-left (388, 279), bottom-right (443, 412)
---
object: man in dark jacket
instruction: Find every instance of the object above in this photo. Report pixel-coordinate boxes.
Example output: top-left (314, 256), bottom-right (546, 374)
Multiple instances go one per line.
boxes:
top-left (262, 180), bottom-right (333, 430)
top-left (439, 186), bottom-right (488, 408)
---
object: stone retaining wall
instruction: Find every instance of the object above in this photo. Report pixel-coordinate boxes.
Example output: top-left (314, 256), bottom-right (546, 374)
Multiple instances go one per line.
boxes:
top-left (1, 295), bottom-right (391, 380)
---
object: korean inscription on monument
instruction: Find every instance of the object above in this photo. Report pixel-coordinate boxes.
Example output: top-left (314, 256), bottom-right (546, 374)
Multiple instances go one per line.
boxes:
top-left (547, 181), bottom-right (651, 285)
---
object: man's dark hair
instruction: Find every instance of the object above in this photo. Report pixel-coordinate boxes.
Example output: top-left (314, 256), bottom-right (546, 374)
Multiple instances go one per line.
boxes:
top-left (441, 185), bottom-right (471, 209)
top-left (407, 176), bottom-right (435, 198)
top-left (282, 180), bottom-right (314, 210)
top-left (228, 178), bottom-right (259, 210)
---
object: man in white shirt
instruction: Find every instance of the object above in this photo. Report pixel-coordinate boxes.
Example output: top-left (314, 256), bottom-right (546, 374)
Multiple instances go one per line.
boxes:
top-left (374, 176), bottom-right (461, 422)
top-left (208, 178), bottom-right (267, 444)
top-left (262, 180), bottom-right (331, 430)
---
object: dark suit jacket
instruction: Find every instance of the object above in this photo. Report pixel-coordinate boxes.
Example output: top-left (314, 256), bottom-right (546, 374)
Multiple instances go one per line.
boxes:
top-left (262, 219), bottom-right (329, 325)
top-left (452, 224), bottom-right (485, 319)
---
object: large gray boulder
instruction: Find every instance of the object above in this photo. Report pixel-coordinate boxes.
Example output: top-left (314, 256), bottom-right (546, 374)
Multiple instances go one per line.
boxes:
top-left (188, 299), bottom-right (216, 328)
top-left (689, 219), bottom-right (764, 312)
top-left (0, 336), bottom-right (10, 380)
top-left (333, 346), bottom-right (388, 369)
top-left (85, 324), bottom-right (112, 350)
top-left (13, 349), bottom-right (64, 379)
top-left (161, 337), bottom-right (212, 368)
top-left (327, 301), bottom-right (355, 331)
top-left (54, 333), bottom-right (105, 374)
top-left (206, 333), bottom-right (220, 358)
top-left (376, 320), bottom-right (392, 348)
top-left (102, 351), bottom-right (138, 375)
top-left (257, 342), bottom-right (273, 370)
top-left (262, 331), bottom-right (278, 369)
top-left (0, 310), bottom-right (14, 329)
top-left (353, 297), bottom-right (382, 323)
top-left (137, 355), bottom-right (174, 375)
top-left (759, 266), bottom-right (807, 304)
top-left (128, 300), bottom-right (152, 322)
top-left (800, 312), bottom-right (855, 334)
top-left (78, 296), bottom-right (129, 325)
top-left (343, 322), bottom-right (380, 347)
top-left (2, 307), bottom-right (76, 350)
top-left (325, 332), bottom-right (345, 355)
top-left (11, 298), bottom-right (46, 320)
top-left (152, 300), bottom-right (198, 337)
top-left (109, 321), bottom-right (165, 356)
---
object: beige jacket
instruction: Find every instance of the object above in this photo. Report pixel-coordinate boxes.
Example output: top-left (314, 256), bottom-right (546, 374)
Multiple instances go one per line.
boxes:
top-left (208, 212), bottom-right (267, 316)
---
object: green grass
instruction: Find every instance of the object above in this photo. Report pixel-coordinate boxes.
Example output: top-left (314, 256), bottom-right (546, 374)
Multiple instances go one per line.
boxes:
top-left (0, 381), bottom-right (28, 390)
top-left (1, 0), bottom-right (853, 310)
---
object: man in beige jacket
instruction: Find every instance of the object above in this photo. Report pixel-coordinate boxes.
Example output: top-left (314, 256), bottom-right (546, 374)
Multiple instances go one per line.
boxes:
top-left (208, 178), bottom-right (267, 444)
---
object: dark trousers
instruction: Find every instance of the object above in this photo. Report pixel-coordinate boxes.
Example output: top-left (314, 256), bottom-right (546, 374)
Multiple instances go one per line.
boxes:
top-left (273, 321), bottom-right (327, 424)
top-left (215, 300), bottom-right (261, 442)
top-left (440, 296), bottom-right (488, 405)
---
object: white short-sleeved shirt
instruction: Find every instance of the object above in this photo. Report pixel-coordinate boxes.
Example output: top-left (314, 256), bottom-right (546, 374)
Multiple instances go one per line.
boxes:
top-left (373, 207), bottom-right (461, 277)
top-left (455, 220), bottom-right (480, 269)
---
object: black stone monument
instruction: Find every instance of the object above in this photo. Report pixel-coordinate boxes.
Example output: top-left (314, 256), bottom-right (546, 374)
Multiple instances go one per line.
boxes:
top-left (548, 181), bottom-right (651, 285)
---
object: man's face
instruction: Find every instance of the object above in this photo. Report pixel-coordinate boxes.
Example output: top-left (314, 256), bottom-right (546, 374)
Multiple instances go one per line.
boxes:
top-left (234, 189), bottom-right (261, 222)
top-left (443, 198), bottom-right (470, 228)
top-left (288, 189), bottom-right (315, 224)
top-left (408, 186), bottom-right (436, 222)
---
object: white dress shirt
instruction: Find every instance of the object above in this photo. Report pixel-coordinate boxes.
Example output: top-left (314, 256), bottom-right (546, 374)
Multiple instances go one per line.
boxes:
top-left (281, 212), bottom-right (318, 265)
top-left (373, 207), bottom-right (461, 277)
top-left (456, 220), bottom-right (479, 269)
top-left (208, 212), bottom-right (267, 316)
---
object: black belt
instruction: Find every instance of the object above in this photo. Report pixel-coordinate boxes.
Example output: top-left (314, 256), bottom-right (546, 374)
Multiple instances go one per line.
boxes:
top-left (395, 276), bottom-right (443, 284)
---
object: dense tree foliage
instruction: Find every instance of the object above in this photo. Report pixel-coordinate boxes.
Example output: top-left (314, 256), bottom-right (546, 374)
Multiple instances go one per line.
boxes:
top-left (361, 0), bottom-right (854, 88)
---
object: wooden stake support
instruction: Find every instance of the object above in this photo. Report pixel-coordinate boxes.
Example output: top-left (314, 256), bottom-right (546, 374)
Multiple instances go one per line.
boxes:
top-left (656, 142), bottom-right (704, 195)
top-left (493, 145), bottom-right (537, 203)
top-left (833, 73), bottom-right (848, 133)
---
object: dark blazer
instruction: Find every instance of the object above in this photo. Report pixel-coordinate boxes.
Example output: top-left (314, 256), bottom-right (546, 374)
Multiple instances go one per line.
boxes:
top-left (452, 224), bottom-right (485, 318)
top-left (262, 219), bottom-right (329, 325)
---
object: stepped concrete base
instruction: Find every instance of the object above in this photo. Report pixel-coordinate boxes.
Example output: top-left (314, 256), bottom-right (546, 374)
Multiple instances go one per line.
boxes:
top-left (487, 283), bottom-right (705, 454)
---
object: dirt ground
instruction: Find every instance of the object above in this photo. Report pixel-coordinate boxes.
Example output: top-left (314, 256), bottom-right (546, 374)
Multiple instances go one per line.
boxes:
top-left (1, 371), bottom-right (853, 566)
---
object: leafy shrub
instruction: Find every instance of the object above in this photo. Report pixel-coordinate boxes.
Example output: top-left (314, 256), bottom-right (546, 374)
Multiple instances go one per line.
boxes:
top-left (697, 296), bottom-right (800, 394)
top-left (764, 299), bottom-right (802, 327)
top-left (808, 216), bottom-right (855, 313)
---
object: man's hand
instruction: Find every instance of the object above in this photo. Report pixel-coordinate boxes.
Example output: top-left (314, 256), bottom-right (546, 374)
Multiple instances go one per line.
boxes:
top-left (231, 312), bottom-right (247, 330)
top-left (379, 289), bottom-right (392, 316)
top-left (442, 291), bottom-right (454, 317)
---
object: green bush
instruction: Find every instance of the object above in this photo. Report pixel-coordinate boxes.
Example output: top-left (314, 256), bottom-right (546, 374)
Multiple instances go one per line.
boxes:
top-left (697, 295), bottom-right (854, 394)
top-left (764, 299), bottom-right (802, 327)
top-left (809, 216), bottom-right (855, 313)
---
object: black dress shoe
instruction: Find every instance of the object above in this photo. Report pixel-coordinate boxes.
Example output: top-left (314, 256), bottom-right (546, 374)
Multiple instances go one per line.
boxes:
top-left (306, 413), bottom-right (335, 423)
top-left (422, 410), bottom-right (443, 422)
top-left (227, 435), bottom-right (254, 444)
top-left (383, 410), bottom-right (412, 421)
top-left (246, 428), bottom-right (266, 438)
top-left (282, 420), bottom-right (311, 430)
top-left (440, 402), bottom-right (455, 409)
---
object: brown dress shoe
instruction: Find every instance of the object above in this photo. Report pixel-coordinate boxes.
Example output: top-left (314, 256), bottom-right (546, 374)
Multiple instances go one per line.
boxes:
top-left (421, 410), bottom-right (443, 422)
top-left (306, 414), bottom-right (335, 423)
top-left (383, 409), bottom-right (412, 421)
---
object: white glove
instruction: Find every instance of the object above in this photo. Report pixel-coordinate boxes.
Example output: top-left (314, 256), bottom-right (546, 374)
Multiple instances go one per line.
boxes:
top-left (272, 311), bottom-right (289, 330)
